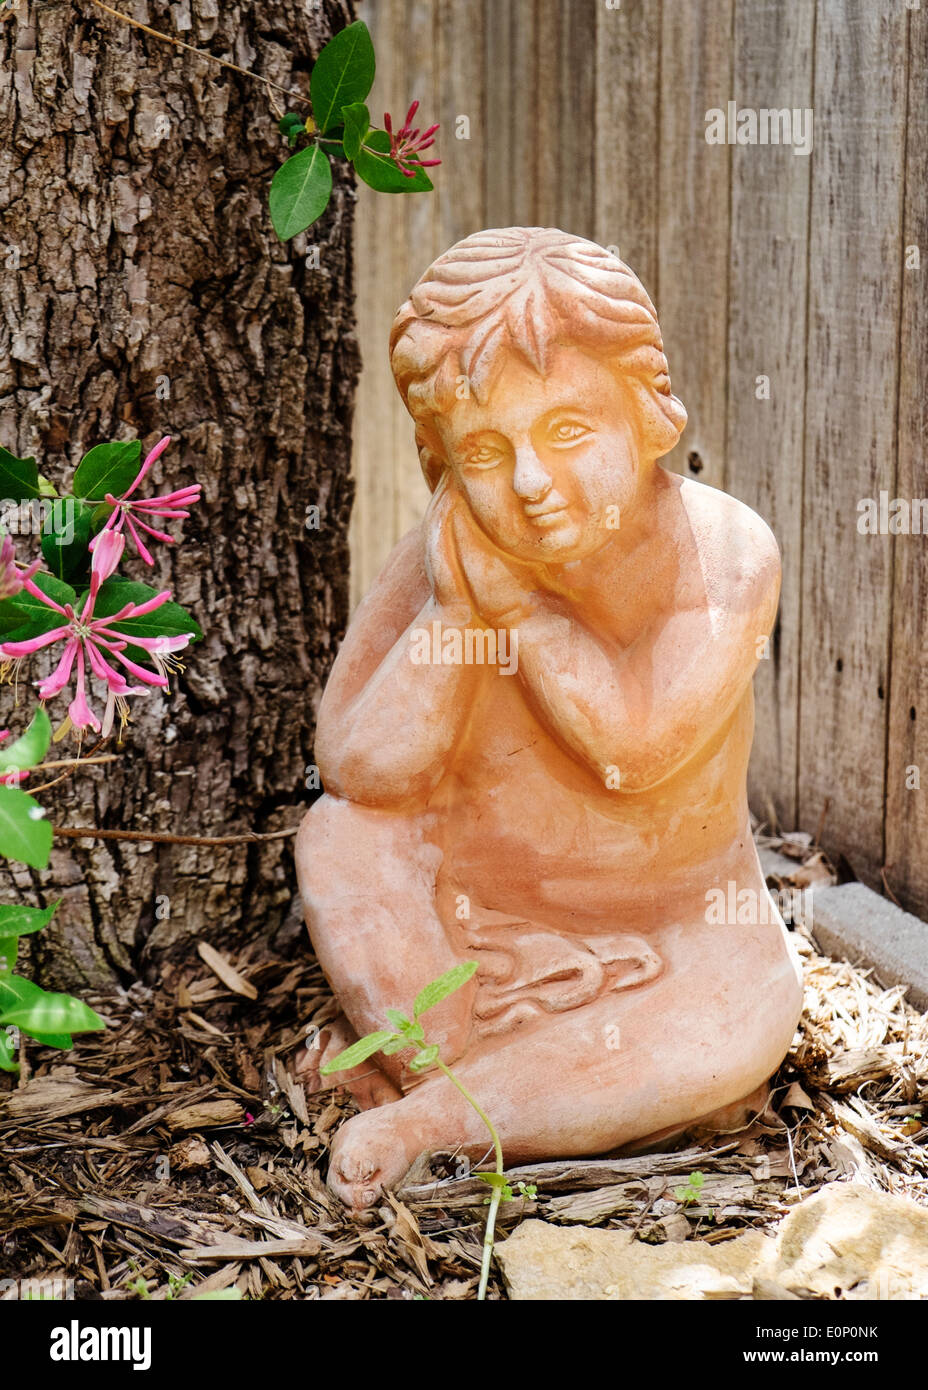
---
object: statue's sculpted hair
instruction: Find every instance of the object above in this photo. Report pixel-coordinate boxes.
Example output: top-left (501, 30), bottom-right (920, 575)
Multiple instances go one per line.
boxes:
top-left (389, 227), bottom-right (688, 492)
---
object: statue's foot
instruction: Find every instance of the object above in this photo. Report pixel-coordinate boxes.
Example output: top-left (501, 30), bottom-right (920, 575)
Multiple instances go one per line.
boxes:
top-left (327, 1106), bottom-right (421, 1211)
top-left (294, 1013), bottom-right (402, 1112)
top-left (618, 1080), bottom-right (773, 1154)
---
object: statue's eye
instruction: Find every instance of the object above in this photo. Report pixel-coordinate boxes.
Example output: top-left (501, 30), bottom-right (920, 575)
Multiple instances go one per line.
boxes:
top-left (463, 443), bottom-right (502, 469)
top-left (549, 420), bottom-right (591, 445)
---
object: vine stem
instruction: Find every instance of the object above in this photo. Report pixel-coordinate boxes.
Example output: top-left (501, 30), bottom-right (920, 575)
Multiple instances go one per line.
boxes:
top-left (87, 0), bottom-right (312, 108)
top-left (436, 1059), bottom-right (504, 1301)
top-left (21, 755), bottom-right (117, 773)
top-left (52, 824), bottom-right (299, 846)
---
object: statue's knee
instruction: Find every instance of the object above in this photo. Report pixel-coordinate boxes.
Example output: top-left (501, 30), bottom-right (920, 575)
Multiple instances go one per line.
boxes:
top-left (296, 793), bottom-right (443, 919)
top-left (295, 794), bottom-right (357, 901)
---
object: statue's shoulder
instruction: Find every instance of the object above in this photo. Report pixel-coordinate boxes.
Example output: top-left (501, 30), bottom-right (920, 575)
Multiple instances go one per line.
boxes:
top-left (675, 475), bottom-right (780, 602)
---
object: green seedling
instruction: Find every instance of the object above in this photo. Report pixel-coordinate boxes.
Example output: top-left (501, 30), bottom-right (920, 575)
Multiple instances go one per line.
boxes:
top-left (674, 1170), bottom-right (705, 1207)
top-left (322, 960), bottom-right (514, 1301)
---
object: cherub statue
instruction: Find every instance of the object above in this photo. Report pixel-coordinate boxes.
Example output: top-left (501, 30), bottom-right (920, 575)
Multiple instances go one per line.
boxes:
top-left (295, 228), bottom-right (803, 1210)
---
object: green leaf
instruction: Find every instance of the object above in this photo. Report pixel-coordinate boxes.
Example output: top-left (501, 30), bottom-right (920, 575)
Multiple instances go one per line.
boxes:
top-left (0, 936), bottom-right (18, 972)
top-left (0, 596), bottom-right (27, 637)
top-left (0, 982), bottom-right (104, 1037)
top-left (40, 499), bottom-right (93, 584)
top-left (73, 440), bottom-right (142, 502)
top-left (310, 20), bottom-right (375, 134)
top-left (278, 112), bottom-right (307, 149)
top-left (269, 145), bottom-right (333, 241)
top-left (475, 1171), bottom-right (510, 1191)
top-left (0, 899), bottom-right (60, 936)
top-left (0, 973), bottom-right (42, 1011)
top-left (91, 580), bottom-right (202, 668)
top-left (408, 1043), bottom-right (439, 1072)
top-left (0, 446), bottom-right (41, 503)
top-left (414, 960), bottom-right (478, 1018)
top-left (21, 1028), bottom-right (73, 1049)
top-left (384, 1007), bottom-right (410, 1030)
top-left (0, 708), bottom-right (51, 773)
top-left (0, 785), bottom-right (52, 869)
top-left (0, 572), bottom-right (78, 647)
top-left (320, 1029), bottom-right (394, 1074)
top-left (341, 101), bottom-right (370, 160)
top-left (353, 129), bottom-right (434, 194)
top-left (380, 1035), bottom-right (410, 1056)
top-left (0, 1027), bottom-right (18, 1072)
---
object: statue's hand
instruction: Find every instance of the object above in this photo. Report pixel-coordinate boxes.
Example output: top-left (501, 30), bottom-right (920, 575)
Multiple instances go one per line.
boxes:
top-left (449, 503), bottom-right (541, 627)
top-left (424, 476), bottom-right (472, 622)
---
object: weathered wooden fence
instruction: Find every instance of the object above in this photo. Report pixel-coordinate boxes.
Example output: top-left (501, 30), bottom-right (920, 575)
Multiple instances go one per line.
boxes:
top-left (350, 0), bottom-right (927, 917)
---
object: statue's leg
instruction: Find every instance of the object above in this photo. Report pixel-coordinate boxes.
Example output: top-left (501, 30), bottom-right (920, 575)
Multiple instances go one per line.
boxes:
top-left (293, 1012), bottom-right (403, 1111)
top-left (325, 917), bottom-right (803, 1208)
top-left (294, 793), bottom-right (477, 1091)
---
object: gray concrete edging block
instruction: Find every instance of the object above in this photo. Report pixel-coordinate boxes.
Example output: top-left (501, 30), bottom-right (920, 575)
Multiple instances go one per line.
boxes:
top-left (808, 881), bottom-right (928, 1012)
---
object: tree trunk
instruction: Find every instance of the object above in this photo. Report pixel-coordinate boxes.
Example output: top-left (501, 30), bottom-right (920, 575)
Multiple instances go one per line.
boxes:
top-left (0, 0), bottom-right (358, 989)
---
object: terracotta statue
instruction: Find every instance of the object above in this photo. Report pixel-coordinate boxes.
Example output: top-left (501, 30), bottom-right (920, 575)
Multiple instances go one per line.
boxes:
top-left (295, 228), bottom-right (804, 1210)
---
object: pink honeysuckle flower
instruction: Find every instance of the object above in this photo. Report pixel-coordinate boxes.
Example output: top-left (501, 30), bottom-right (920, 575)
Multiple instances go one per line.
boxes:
top-left (0, 532), bottom-right (40, 601)
top-left (0, 530), bottom-right (195, 738)
top-left (383, 100), bottom-right (441, 178)
top-left (0, 730), bottom-right (29, 786)
top-left (89, 435), bottom-right (202, 566)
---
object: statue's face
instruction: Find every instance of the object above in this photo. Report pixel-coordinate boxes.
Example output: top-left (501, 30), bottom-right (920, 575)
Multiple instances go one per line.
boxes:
top-left (439, 347), bottom-right (640, 564)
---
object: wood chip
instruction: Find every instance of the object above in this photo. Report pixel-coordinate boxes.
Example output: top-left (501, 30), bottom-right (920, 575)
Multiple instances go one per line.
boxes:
top-left (196, 941), bottom-right (258, 1000)
top-left (165, 1100), bottom-right (244, 1131)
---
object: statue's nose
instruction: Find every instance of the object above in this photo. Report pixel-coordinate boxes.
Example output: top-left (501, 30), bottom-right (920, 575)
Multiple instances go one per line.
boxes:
top-left (512, 447), bottom-right (551, 502)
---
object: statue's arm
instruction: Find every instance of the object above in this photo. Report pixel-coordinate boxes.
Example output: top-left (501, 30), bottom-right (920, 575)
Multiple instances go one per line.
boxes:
top-left (314, 527), bottom-right (478, 808)
top-left (513, 521), bottom-right (780, 791)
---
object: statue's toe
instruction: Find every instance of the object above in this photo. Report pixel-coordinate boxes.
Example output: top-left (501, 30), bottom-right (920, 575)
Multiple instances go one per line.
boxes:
top-left (327, 1111), bottom-right (412, 1210)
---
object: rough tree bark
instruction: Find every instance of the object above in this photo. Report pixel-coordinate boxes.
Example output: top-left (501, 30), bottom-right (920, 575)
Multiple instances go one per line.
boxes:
top-left (0, 0), bottom-right (358, 989)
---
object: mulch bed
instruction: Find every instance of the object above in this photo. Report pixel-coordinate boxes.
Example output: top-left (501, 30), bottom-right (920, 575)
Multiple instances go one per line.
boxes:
top-left (1, 833), bottom-right (926, 1302)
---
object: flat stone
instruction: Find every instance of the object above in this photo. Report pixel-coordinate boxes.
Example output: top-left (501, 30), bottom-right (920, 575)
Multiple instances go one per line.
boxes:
top-left (495, 1220), bottom-right (768, 1300)
top-left (497, 1185), bottom-right (928, 1300)
top-left (775, 1184), bottom-right (928, 1299)
top-left (809, 881), bottom-right (928, 1010)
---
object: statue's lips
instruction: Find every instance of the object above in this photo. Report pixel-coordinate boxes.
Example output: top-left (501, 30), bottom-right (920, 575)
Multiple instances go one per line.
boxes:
top-left (524, 500), bottom-right (570, 526)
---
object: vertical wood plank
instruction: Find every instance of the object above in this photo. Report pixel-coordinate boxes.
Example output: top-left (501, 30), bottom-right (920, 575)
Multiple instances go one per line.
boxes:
top-left (483, 0), bottom-right (514, 224)
top-left (798, 0), bottom-right (908, 885)
top-left (726, 0), bottom-right (815, 831)
top-left (885, 5), bottom-right (928, 916)
top-left (593, 0), bottom-right (661, 292)
top-left (554, 0), bottom-right (596, 236)
top-left (657, 0), bottom-right (733, 491)
top-left (350, 0), bottom-right (398, 607)
top-left (437, 0), bottom-right (487, 251)
top-left (393, 0), bottom-right (440, 544)
top-left (350, 0), bottom-right (445, 605)
top-left (483, 0), bottom-right (545, 226)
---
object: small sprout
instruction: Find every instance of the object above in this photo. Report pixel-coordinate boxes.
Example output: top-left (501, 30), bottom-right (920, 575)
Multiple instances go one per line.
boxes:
top-left (674, 1170), bottom-right (705, 1207)
top-left (278, 112), bottom-right (307, 148)
top-left (322, 961), bottom-right (512, 1301)
top-left (408, 1043), bottom-right (440, 1072)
